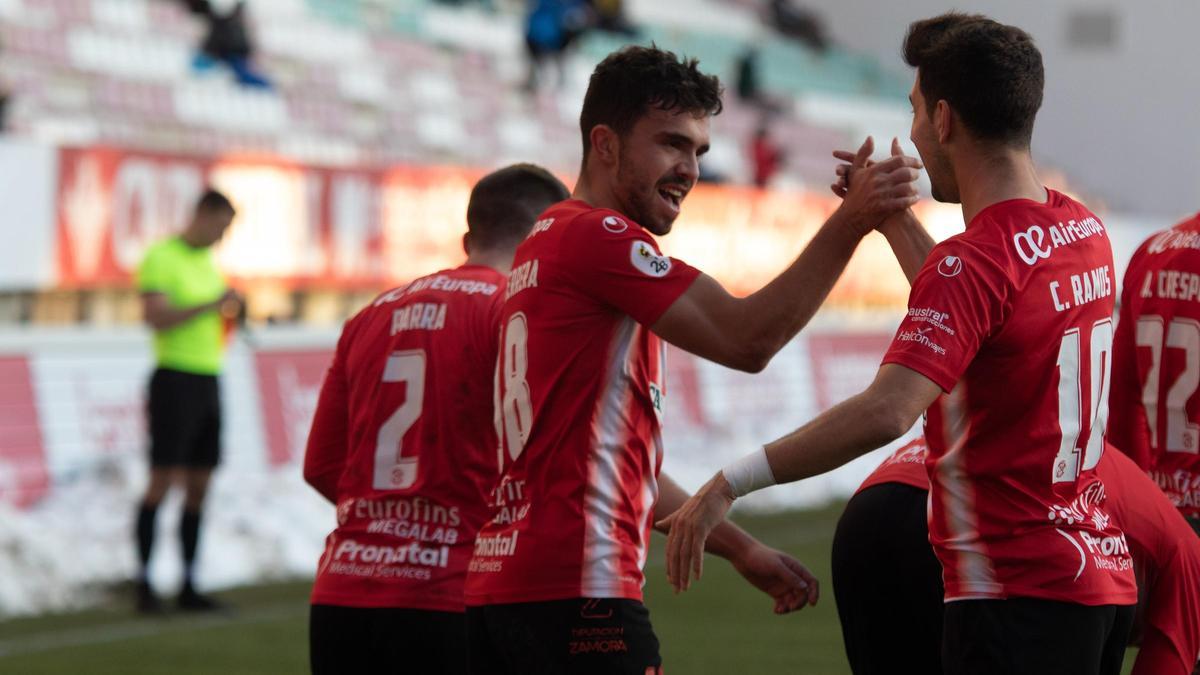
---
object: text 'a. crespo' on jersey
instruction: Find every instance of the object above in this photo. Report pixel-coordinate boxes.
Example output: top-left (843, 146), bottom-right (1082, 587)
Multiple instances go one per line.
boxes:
top-left (882, 189), bottom-right (1137, 606)
top-left (465, 199), bottom-right (700, 606)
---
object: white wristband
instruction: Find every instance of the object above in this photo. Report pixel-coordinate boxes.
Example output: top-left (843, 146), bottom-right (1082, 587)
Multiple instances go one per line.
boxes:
top-left (721, 447), bottom-right (777, 498)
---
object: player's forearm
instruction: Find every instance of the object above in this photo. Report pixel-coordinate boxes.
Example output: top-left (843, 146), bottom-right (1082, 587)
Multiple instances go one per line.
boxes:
top-left (146, 301), bottom-right (218, 331)
top-left (764, 391), bottom-right (912, 485)
top-left (735, 210), bottom-right (863, 363)
top-left (656, 473), bottom-right (757, 562)
top-left (878, 210), bottom-right (935, 284)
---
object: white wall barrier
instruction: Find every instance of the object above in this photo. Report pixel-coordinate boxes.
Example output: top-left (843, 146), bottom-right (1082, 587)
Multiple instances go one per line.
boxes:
top-left (0, 321), bottom-right (914, 617)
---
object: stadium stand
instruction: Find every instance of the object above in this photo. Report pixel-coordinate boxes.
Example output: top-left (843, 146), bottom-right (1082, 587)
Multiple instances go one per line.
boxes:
top-left (0, 0), bottom-right (911, 186)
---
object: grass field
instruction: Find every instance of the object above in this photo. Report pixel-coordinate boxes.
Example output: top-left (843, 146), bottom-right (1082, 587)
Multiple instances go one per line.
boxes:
top-left (0, 502), bottom-right (1140, 674)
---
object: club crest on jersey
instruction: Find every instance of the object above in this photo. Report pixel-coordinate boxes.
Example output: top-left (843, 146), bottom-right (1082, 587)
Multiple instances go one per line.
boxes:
top-left (937, 255), bottom-right (963, 277)
top-left (602, 215), bottom-right (629, 233)
top-left (631, 241), bottom-right (671, 278)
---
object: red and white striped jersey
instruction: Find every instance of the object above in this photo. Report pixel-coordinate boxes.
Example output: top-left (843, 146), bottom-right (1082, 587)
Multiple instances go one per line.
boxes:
top-left (883, 190), bottom-right (1137, 605)
top-left (304, 265), bottom-right (505, 612)
top-left (1109, 214), bottom-right (1200, 518)
top-left (465, 199), bottom-right (700, 605)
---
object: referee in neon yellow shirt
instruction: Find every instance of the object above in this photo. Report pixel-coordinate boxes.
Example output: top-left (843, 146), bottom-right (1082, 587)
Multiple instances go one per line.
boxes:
top-left (134, 189), bottom-right (242, 613)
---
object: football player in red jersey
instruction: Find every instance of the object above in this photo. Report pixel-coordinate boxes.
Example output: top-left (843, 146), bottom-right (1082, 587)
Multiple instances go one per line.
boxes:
top-left (302, 164), bottom-right (570, 675)
top-left (465, 45), bottom-right (925, 675)
top-left (666, 13), bottom-right (1139, 675)
top-left (1109, 212), bottom-right (1200, 537)
top-left (835, 438), bottom-right (1200, 675)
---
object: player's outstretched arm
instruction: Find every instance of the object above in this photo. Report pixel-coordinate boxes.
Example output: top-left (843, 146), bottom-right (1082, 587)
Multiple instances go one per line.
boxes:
top-left (651, 137), bottom-right (922, 373)
top-left (832, 138), bottom-right (935, 283)
top-left (658, 364), bottom-right (942, 592)
top-left (654, 473), bottom-right (818, 614)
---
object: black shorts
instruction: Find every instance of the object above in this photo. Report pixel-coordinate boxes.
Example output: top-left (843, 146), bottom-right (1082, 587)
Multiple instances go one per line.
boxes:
top-left (466, 598), bottom-right (662, 675)
top-left (309, 604), bottom-right (466, 675)
top-left (943, 598), bottom-right (1134, 675)
top-left (147, 368), bottom-right (221, 468)
top-left (832, 483), bottom-right (945, 675)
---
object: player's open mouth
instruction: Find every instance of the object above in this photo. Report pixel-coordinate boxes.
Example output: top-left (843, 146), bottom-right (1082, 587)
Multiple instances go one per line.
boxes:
top-left (658, 185), bottom-right (686, 211)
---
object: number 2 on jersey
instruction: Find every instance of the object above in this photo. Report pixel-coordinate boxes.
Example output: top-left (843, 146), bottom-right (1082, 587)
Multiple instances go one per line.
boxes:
top-left (373, 350), bottom-right (425, 490)
top-left (497, 312), bottom-right (533, 468)
top-left (1053, 319), bottom-right (1112, 483)
top-left (1136, 316), bottom-right (1200, 454)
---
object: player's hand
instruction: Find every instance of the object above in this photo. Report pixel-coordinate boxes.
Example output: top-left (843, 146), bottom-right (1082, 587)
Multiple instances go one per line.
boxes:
top-left (215, 288), bottom-right (244, 319)
top-left (730, 543), bottom-right (819, 614)
top-left (833, 137), bottom-right (922, 236)
top-left (657, 472), bottom-right (735, 593)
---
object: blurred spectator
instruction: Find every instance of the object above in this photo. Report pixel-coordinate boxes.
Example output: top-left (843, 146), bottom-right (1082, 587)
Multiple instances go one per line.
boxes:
top-left (750, 119), bottom-right (784, 188)
top-left (181, 0), bottom-right (272, 89)
top-left (769, 0), bottom-right (829, 52)
top-left (524, 0), bottom-right (591, 92)
top-left (588, 0), bottom-right (637, 37)
top-left (736, 48), bottom-right (785, 113)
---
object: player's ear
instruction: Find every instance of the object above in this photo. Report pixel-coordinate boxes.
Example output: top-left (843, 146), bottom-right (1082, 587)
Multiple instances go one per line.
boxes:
top-left (935, 100), bottom-right (952, 144)
top-left (590, 125), bottom-right (618, 167)
top-left (462, 232), bottom-right (471, 256)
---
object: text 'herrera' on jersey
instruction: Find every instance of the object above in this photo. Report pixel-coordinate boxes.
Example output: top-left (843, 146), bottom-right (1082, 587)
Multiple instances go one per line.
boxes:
top-left (882, 189), bottom-right (1136, 606)
top-left (305, 264), bottom-right (506, 612)
top-left (466, 199), bottom-right (700, 606)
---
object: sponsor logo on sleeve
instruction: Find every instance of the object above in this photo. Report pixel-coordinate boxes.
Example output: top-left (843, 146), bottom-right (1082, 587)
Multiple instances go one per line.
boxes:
top-left (907, 307), bottom-right (955, 335)
top-left (630, 241), bottom-right (672, 277)
top-left (602, 215), bottom-right (629, 233)
top-left (937, 255), bottom-right (963, 277)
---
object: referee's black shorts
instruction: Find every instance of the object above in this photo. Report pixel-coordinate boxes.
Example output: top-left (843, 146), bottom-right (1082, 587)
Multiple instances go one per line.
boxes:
top-left (309, 604), bottom-right (466, 675)
top-left (147, 367), bottom-right (221, 468)
top-left (467, 597), bottom-right (662, 675)
top-left (832, 482), bottom-right (944, 675)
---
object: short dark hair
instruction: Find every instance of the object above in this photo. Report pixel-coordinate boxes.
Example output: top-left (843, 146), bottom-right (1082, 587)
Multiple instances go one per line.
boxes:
top-left (579, 45), bottom-right (723, 159)
top-left (466, 164), bottom-right (570, 249)
top-left (903, 13), bottom-right (1044, 145)
top-left (195, 188), bottom-right (235, 215)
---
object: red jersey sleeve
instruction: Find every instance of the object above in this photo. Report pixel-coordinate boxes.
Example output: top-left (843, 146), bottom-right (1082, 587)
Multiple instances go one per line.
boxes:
top-left (562, 211), bottom-right (701, 327)
top-left (302, 319), bottom-right (355, 503)
top-left (1107, 247), bottom-right (1154, 469)
top-left (882, 241), bottom-right (1008, 393)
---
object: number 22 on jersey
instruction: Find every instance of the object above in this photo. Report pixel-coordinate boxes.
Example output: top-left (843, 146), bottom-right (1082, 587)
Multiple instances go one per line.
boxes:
top-left (1136, 316), bottom-right (1200, 454)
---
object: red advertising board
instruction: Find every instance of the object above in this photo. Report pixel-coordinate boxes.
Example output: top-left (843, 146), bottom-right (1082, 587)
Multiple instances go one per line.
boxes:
top-left (254, 349), bottom-right (335, 465)
top-left (0, 356), bottom-right (49, 508)
top-left (55, 146), bottom-right (485, 289)
top-left (53, 146), bottom-right (936, 305)
top-left (807, 332), bottom-right (896, 412)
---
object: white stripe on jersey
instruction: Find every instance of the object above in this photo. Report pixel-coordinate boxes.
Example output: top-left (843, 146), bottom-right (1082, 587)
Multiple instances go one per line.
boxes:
top-left (582, 317), bottom-right (639, 597)
top-left (936, 385), bottom-right (1000, 597)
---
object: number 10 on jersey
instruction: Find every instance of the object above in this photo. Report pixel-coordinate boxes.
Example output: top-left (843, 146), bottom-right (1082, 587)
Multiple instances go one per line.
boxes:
top-left (1053, 319), bottom-right (1112, 484)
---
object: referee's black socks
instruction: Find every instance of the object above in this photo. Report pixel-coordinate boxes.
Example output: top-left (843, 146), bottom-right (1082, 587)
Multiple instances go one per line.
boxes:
top-left (135, 502), bottom-right (158, 584)
top-left (180, 508), bottom-right (202, 590)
